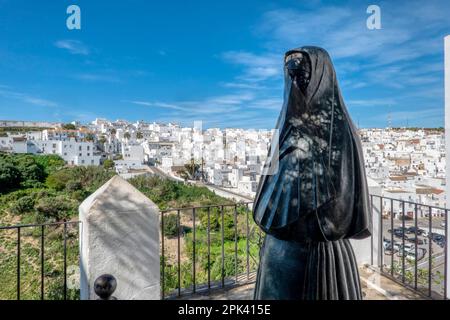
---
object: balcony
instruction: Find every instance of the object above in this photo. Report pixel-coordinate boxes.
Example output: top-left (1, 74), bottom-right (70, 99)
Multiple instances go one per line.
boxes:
top-left (0, 176), bottom-right (448, 300)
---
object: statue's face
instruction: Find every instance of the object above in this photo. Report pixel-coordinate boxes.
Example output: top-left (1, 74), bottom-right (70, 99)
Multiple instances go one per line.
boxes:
top-left (285, 52), bottom-right (311, 94)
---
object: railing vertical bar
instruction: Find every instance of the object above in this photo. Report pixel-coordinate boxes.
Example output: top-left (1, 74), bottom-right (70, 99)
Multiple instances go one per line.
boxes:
top-left (246, 203), bottom-right (250, 281)
top-left (379, 197), bottom-right (383, 271)
top-left (390, 199), bottom-right (394, 276)
top-left (41, 225), bottom-right (45, 300)
top-left (414, 204), bottom-right (418, 290)
top-left (192, 208), bottom-right (196, 293)
top-left (444, 209), bottom-right (448, 300)
top-left (161, 211), bottom-right (165, 299)
top-left (177, 209), bottom-right (181, 296)
top-left (370, 195), bottom-right (374, 266)
top-left (17, 227), bottom-right (21, 300)
top-left (63, 222), bottom-right (67, 300)
top-left (221, 205), bottom-right (225, 288)
top-left (428, 206), bottom-right (432, 297)
top-left (402, 201), bottom-right (405, 283)
top-left (207, 207), bottom-right (211, 289)
top-left (234, 205), bottom-right (238, 284)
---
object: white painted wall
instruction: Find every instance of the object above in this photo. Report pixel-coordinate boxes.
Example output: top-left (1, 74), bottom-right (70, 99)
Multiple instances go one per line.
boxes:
top-left (444, 34), bottom-right (450, 299)
top-left (79, 176), bottom-right (160, 300)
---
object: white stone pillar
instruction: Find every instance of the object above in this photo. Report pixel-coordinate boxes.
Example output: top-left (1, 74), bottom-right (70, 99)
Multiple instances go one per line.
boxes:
top-left (79, 175), bottom-right (160, 300)
top-left (445, 34), bottom-right (450, 299)
top-left (351, 177), bottom-right (381, 266)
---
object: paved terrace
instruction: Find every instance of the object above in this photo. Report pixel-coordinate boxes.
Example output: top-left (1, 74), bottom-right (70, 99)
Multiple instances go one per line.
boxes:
top-left (172, 266), bottom-right (426, 300)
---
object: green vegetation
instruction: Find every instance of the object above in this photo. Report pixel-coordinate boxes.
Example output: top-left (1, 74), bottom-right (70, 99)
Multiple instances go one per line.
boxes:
top-left (0, 152), bottom-right (115, 300)
top-left (102, 159), bottom-right (114, 170)
top-left (0, 153), bottom-right (261, 299)
top-left (61, 123), bottom-right (77, 130)
top-left (161, 205), bottom-right (261, 296)
top-left (128, 175), bottom-right (230, 210)
top-left (0, 127), bottom-right (53, 134)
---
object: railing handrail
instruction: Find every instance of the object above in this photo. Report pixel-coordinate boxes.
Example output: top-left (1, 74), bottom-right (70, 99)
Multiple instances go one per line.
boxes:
top-left (160, 202), bottom-right (254, 213)
top-left (0, 194), bottom-right (446, 300)
top-left (0, 220), bottom-right (80, 230)
top-left (370, 194), bottom-right (448, 300)
top-left (371, 194), bottom-right (448, 212)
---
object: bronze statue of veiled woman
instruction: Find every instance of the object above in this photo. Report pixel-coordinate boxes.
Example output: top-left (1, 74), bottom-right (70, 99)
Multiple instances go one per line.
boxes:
top-left (253, 46), bottom-right (372, 300)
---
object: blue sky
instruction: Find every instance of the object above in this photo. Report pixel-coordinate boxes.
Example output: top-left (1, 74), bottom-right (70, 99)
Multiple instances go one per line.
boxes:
top-left (0, 0), bottom-right (449, 129)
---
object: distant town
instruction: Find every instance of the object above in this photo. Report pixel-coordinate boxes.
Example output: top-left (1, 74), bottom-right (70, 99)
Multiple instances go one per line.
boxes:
top-left (0, 119), bottom-right (446, 210)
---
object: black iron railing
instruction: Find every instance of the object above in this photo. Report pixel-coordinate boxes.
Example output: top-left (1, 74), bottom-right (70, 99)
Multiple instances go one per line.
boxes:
top-left (160, 202), bottom-right (261, 299)
top-left (370, 195), bottom-right (448, 299)
top-left (0, 220), bottom-right (80, 300)
top-left (1, 195), bottom-right (447, 300)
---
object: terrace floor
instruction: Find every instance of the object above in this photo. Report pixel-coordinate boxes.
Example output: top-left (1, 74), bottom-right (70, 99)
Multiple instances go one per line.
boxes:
top-left (175, 266), bottom-right (426, 300)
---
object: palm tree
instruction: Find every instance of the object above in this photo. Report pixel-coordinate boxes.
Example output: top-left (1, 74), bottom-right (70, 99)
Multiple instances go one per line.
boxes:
top-left (136, 131), bottom-right (143, 139)
top-left (176, 159), bottom-right (201, 181)
top-left (124, 132), bottom-right (131, 140)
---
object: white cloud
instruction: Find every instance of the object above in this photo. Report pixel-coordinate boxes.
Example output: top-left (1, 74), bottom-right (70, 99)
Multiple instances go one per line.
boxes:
top-left (0, 87), bottom-right (57, 107)
top-left (221, 51), bottom-right (281, 82)
top-left (54, 40), bottom-right (89, 55)
top-left (74, 73), bottom-right (120, 83)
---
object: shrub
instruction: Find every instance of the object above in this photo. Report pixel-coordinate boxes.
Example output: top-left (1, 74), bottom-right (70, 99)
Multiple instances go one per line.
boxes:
top-left (199, 210), bottom-right (236, 241)
top-left (33, 154), bottom-right (65, 175)
top-left (46, 170), bottom-right (73, 191)
top-left (103, 159), bottom-right (114, 170)
top-left (66, 180), bottom-right (82, 192)
top-left (10, 196), bottom-right (35, 215)
top-left (163, 213), bottom-right (180, 237)
top-left (35, 196), bottom-right (73, 221)
top-left (210, 255), bottom-right (239, 279)
top-left (0, 161), bottom-right (22, 193)
top-left (14, 155), bottom-right (46, 184)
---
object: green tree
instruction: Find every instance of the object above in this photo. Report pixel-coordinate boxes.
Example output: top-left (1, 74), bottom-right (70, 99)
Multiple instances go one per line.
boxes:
top-left (136, 131), bottom-right (143, 139)
top-left (0, 161), bottom-right (22, 193)
top-left (177, 160), bottom-right (201, 181)
top-left (46, 169), bottom-right (73, 191)
top-left (103, 159), bottom-right (115, 170)
top-left (162, 213), bottom-right (180, 237)
top-left (85, 133), bottom-right (95, 142)
top-left (14, 155), bottom-right (46, 186)
top-left (33, 154), bottom-right (65, 176)
top-left (62, 123), bottom-right (76, 130)
top-left (98, 136), bottom-right (107, 144)
top-left (10, 196), bottom-right (35, 215)
top-left (35, 196), bottom-right (74, 221)
top-left (124, 132), bottom-right (131, 140)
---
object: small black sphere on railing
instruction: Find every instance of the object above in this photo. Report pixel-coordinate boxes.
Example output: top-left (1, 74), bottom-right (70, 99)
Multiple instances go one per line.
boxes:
top-left (94, 274), bottom-right (117, 300)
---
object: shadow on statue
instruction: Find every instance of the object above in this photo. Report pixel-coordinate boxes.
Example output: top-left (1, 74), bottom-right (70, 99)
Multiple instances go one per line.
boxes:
top-left (253, 46), bottom-right (372, 300)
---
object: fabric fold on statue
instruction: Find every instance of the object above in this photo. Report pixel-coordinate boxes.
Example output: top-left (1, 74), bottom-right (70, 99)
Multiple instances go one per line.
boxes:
top-left (253, 46), bottom-right (372, 241)
top-left (253, 46), bottom-right (371, 300)
top-left (254, 235), bottom-right (362, 300)
top-left (302, 239), bottom-right (362, 300)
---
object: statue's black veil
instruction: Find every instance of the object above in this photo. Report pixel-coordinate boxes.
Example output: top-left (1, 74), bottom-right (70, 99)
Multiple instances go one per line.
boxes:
top-left (253, 46), bottom-right (371, 241)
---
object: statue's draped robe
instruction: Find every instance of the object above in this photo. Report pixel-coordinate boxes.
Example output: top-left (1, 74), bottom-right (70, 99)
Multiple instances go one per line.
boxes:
top-left (253, 47), bottom-right (372, 300)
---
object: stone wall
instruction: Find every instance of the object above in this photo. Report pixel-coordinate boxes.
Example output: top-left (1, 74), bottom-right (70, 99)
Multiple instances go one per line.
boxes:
top-left (79, 175), bottom-right (160, 300)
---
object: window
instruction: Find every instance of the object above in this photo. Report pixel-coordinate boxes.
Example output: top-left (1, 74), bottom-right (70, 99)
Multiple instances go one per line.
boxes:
top-left (79, 146), bottom-right (82, 151)
top-left (87, 146), bottom-right (90, 151)
top-left (81, 160), bottom-right (85, 164)
top-left (87, 153), bottom-right (90, 156)
top-left (91, 159), bottom-right (94, 164)
top-left (64, 153), bottom-right (67, 156)
top-left (79, 153), bottom-right (82, 157)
